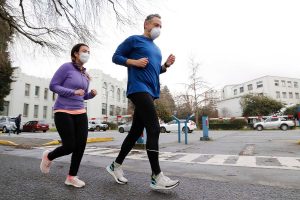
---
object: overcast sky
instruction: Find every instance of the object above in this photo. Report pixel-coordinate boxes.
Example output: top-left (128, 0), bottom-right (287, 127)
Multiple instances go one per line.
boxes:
top-left (10, 0), bottom-right (300, 94)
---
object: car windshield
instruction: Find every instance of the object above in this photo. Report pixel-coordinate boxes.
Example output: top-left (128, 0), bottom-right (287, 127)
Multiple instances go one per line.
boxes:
top-left (9, 118), bottom-right (15, 122)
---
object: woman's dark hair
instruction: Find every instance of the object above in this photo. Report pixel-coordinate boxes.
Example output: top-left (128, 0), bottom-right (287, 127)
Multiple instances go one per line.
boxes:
top-left (71, 43), bottom-right (89, 62)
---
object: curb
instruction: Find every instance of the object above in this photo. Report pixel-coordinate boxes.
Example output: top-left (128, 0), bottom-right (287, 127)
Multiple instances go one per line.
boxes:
top-left (41, 137), bottom-right (114, 146)
top-left (0, 140), bottom-right (18, 146)
top-left (0, 137), bottom-right (114, 147)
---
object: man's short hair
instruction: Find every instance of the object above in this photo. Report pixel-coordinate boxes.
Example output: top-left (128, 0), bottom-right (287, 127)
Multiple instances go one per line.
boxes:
top-left (145, 14), bottom-right (161, 22)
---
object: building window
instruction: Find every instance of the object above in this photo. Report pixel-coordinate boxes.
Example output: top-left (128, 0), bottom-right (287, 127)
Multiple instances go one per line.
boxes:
top-left (274, 80), bottom-right (279, 86)
top-left (111, 86), bottom-right (115, 98)
top-left (256, 81), bottom-right (263, 88)
top-left (276, 91), bottom-right (280, 99)
top-left (102, 103), bottom-right (107, 115)
top-left (123, 91), bottom-right (126, 103)
top-left (103, 82), bottom-right (107, 97)
top-left (109, 105), bottom-right (115, 116)
top-left (240, 87), bottom-right (244, 93)
top-left (296, 93), bottom-right (300, 99)
top-left (234, 89), bottom-right (237, 95)
top-left (25, 83), bottom-right (30, 96)
top-left (35, 86), bottom-right (40, 97)
top-left (51, 107), bottom-right (54, 119)
top-left (116, 106), bottom-right (121, 115)
top-left (0, 101), bottom-right (9, 116)
top-left (247, 84), bottom-right (253, 91)
top-left (294, 82), bottom-right (298, 88)
top-left (117, 88), bottom-right (121, 102)
top-left (282, 92), bottom-right (287, 98)
top-left (289, 92), bottom-right (293, 99)
top-left (44, 88), bottom-right (48, 100)
top-left (23, 103), bottom-right (29, 117)
top-left (287, 81), bottom-right (292, 88)
top-left (34, 105), bottom-right (39, 118)
top-left (281, 80), bottom-right (286, 87)
top-left (52, 92), bottom-right (56, 101)
top-left (43, 106), bottom-right (47, 119)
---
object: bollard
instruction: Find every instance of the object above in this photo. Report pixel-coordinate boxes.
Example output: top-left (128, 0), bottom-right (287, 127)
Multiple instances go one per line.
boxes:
top-left (183, 113), bottom-right (195, 145)
top-left (172, 115), bottom-right (181, 143)
top-left (200, 116), bottom-right (211, 141)
top-left (135, 128), bottom-right (147, 149)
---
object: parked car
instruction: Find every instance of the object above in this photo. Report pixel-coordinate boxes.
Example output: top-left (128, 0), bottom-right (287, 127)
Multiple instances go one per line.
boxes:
top-left (88, 121), bottom-right (108, 131)
top-left (253, 117), bottom-right (295, 131)
top-left (118, 122), bottom-right (132, 133)
top-left (160, 120), bottom-right (197, 133)
top-left (22, 120), bottom-right (49, 132)
top-left (0, 116), bottom-right (16, 133)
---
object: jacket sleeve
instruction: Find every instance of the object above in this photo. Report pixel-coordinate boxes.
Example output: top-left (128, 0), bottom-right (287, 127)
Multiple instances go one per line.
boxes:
top-left (112, 36), bottom-right (134, 66)
top-left (49, 64), bottom-right (75, 97)
top-left (160, 64), bottom-right (167, 74)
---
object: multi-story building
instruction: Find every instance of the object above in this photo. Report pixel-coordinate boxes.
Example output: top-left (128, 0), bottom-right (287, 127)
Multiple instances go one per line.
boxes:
top-left (217, 76), bottom-right (300, 117)
top-left (1, 68), bottom-right (128, 126)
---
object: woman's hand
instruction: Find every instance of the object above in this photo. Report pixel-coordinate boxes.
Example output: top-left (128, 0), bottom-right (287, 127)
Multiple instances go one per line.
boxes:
top-left (74, 89), bottom-right (85, 96)
top-left (91, 89), bottom-right (97, 96)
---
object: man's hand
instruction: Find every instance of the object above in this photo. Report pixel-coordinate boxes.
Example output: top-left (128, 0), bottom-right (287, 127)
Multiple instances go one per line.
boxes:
top-left (165, 54), bottom-right (176, 67)
top-left (127, 58), bottom-right (149, 68)
top-left (91, 89), bottom-right (97, 96)
top-left (74, 89), bottom-right (85, 96)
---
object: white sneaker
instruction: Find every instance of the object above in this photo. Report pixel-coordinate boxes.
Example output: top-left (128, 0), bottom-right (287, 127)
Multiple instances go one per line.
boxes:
top-left (106, 162), bottom-right (128, 184)
top-left (150, 172), bottom-right (179, 190)
top-left (40, 150), bottom-right (52, 174)
top-left (65, 176), bottom-right (85, 188)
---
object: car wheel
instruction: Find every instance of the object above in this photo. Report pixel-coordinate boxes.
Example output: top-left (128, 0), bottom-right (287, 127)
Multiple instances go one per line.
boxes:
top-left (95, 126), bottom-right (101, 131)
top-left (103, 128), bottom-right (107, 131)
top-left (182, 127), bottom-right (190, 133)
top-left (256, 125), bottom-right (263, 131)
top-left (280, 124), bottom-right (288, 131)
top-left (43, 130), bottom-right (46, 133)
top-left (119, 127), bottom-right (125, 133)
top-left (160, 127), bottom-right (166, 133)
top-left (2, 127), bottom-right (7, 133)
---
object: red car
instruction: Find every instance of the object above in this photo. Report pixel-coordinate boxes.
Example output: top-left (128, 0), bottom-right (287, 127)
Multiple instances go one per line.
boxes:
top-left (22, 120), bottom-right (49, 132)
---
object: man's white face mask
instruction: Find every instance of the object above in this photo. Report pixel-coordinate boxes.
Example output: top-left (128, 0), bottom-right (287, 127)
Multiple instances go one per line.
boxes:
top-left (150, 27), bottom-right (161, 40)
top-left (79, 52), bottom-right (90, 63)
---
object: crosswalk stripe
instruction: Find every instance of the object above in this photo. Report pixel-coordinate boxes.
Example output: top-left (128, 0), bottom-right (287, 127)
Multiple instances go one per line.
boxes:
top-left (36, 146), bottom-right (300, 171)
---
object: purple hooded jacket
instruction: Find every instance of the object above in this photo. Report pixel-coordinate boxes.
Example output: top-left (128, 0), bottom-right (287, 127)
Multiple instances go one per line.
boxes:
top-left (50, 62), bottom-right (94, 110)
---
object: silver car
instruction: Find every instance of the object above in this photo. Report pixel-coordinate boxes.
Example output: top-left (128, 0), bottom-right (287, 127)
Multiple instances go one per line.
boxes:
top-left (118, 122), bottom-right (132, 133)
top-left (0, 116), bottom-right (16, 133)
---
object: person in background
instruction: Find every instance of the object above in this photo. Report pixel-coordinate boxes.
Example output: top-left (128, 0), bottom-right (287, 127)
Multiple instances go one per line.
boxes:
top-left (14, 114), bottom-right (21, 134)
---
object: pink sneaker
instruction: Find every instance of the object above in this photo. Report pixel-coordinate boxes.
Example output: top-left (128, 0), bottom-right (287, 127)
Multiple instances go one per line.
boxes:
top-left (65, 176), bottom-right (86, 188)
top-left (40, 150), bottom-right (52, 173)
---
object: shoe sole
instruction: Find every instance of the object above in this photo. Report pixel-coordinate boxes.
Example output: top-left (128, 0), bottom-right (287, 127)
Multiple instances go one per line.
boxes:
top-left (65, 181), bottom-right (85, 188)
top-left (150, 181), bottom-right (179, 190)
top-left (106, 166), bottom-right (127, 185)
top-left (40, 151), bottom-right (50, 174)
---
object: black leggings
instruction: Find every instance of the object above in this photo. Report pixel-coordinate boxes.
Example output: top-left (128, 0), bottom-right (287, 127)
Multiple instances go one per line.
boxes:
top-left (115, 92), bottom-right (161, 175)
top-left (48, 112), bottom-right (88, 176)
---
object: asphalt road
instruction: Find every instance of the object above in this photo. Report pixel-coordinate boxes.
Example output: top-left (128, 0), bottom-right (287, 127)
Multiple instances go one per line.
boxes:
top-left (1, 153), bottom-right (300, 200)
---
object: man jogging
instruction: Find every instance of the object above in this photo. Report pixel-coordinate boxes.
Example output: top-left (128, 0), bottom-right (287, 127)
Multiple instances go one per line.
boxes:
top-left (106, 14), bottom-right (179, 190)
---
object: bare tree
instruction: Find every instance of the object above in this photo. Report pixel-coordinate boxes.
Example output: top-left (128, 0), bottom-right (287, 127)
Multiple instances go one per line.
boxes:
top-left (175, 56), bottom-right (212, 125)
top-left (0, 0), bottom-right (142, 53)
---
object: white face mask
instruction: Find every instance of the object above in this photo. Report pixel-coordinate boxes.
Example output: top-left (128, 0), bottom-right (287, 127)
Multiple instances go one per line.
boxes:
top-left (150, 27), bottom-right (161, 40)
top-left (79, 52), bottom-right (90, 63)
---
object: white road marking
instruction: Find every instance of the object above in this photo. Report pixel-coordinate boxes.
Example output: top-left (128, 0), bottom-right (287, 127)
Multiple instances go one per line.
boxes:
top-left (37, 146), bottom-right (300, 171)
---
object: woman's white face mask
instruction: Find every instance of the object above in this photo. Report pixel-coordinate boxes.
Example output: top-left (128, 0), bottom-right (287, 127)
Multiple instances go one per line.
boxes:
top-left (79, 52), bottom-right (90, 63)
top-left (150, 27), bottom-right (161, 40)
